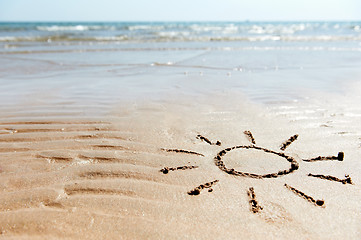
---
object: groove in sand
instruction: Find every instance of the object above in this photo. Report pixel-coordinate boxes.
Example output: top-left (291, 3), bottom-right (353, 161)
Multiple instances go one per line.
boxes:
top-left (64, 186), bottom-right (136, 196)
top-left (91, 145), bottom-right (127, 150)
top-left (280, 134), bottom-right (298, 151)
top-left (284, 183), bottom-right (324, 207)
top-left (79, 171), bottom-right (155, 181)
top-left (196, 134), bottom-right (221, 146)
top-left (78, 154), bottom-right (123, 162)
top-left (244, 131), bottom-right (256, 144)
top-left (188, 180), bottom-right (219, 195)
top-left (0, 127), bottom-right (114, 134)
top-left (247, 187), bottom-right (263, 213)
top-left (160, 165), bottom-right (198, 174)
top-left (0, 134), bottom-right (125, 142)
top-left (307, 173), bottom-right (353, 184)
top-left (161, 148), bottom-right (205, 157)
top-left (303, 152), bottom-right (344, 162)
top-left (36, 154), bottom-right (73, 162)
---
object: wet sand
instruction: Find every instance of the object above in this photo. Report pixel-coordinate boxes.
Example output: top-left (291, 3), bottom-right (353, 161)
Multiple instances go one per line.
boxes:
top-left (0, 92), bottom-right (360, 239)
top-left (1, 20), bottom-right (361, 239)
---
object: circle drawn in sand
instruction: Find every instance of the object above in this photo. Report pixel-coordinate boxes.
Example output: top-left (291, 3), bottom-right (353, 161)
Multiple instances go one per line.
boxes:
top-left (214, 145), bottom-right (299, 179)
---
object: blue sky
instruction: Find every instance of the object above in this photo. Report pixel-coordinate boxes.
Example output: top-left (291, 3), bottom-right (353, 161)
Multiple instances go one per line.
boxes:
top-left (0, 0), bottom-right (360, 22)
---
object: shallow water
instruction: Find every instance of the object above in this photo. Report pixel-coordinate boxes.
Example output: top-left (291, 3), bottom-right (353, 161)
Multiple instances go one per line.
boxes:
top-left (1, 22), bottom-right (361, 117)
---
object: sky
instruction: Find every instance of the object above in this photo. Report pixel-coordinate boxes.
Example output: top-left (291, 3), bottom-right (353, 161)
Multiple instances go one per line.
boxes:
top-left (0, 0), bottom-right (360, 22)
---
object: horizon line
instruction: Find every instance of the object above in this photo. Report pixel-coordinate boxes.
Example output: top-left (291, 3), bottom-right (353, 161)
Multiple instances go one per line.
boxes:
top-left (0, 19), bottom-right (361, 23)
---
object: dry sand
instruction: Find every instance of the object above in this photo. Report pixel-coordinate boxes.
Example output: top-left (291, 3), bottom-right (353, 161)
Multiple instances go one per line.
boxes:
top-left (0, 92), bottom-right (360, 239)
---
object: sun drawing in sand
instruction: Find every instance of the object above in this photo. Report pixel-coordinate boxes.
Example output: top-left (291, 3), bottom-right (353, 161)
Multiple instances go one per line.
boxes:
top-left (161, 131), bottom-right (353, 213)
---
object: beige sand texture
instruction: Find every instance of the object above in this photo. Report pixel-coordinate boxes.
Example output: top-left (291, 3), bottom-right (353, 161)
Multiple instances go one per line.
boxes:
top-left (0, 94), bottom-right (360, 239)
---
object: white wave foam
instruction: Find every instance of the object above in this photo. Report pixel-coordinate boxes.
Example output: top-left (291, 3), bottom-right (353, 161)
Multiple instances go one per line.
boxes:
top-left (0, 36), bottom-right (17, 41)
top-left (128, 25), bottom-right (164, 31)
top-left (247, 23), bottom-right (308, 35)
top-left (36, 25), bottom-right (110, 31)
top-left (94, 36), bottom-right (129, 41)
top-left (37, 25), bottom-right (87, 31)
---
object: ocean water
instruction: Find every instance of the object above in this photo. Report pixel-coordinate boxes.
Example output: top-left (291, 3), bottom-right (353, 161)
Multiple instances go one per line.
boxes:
top-left (1, 21), bottom-right (361, 43)
top-left (1, 22), bottom-right (361, 116)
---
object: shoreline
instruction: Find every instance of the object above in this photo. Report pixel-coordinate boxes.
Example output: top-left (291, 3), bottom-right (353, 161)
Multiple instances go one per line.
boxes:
top-left (1, 21), bottom-right (361, 238)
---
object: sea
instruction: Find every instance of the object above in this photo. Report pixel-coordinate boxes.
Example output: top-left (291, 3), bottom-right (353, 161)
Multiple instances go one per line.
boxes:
top-left (1, 21), bottom-right (361, 116)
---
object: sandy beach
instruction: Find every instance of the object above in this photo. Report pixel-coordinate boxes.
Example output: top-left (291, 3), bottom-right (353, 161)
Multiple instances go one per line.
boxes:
top-left (0, 91), bottom-right (360, 239)
top-left (1, 21), bottom-right (361, 239)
